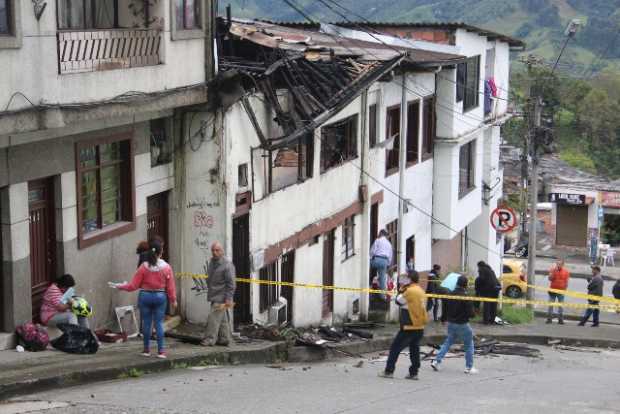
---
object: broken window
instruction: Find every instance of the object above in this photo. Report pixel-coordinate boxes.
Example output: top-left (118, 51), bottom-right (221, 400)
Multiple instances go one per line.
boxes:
top-left (369, 104), bottom-right (378, 149)
top-left (150, 118), bottom-right (172, 167)
top-left (259, 262), bottom-right (278, 313)
top-left (342, 215), bottom-right (355, 260)
top-left (269, 132), bottom-right (314, 192)
top-left (459, 140), bottom-right (476, 198)
top-left (406, 101), bottom-right (419, 165)
top-left (422, 97), bottom-right (436, 159)
top-left (385, 105), bottom-right (400, 175)
top-left (320, 115), bottom-right (358, 173)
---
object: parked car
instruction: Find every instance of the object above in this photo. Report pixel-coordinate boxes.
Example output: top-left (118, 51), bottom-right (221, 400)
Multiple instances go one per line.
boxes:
top-left (501, 260), bottom-right (527, 298)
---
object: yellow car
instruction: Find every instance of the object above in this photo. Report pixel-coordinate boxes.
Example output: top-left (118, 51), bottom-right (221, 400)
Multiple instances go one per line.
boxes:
top-left (501, 260), bottom-right (527, 298)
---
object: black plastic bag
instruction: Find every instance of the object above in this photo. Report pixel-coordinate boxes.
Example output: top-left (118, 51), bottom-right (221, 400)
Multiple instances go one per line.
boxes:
top-left (50, 323), bottom-right (99, 354)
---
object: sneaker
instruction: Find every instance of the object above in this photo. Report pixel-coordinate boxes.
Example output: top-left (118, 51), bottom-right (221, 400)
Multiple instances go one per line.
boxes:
top-left (591, 324), bottom-right (599, 327)
top-left (578, 322), bottom-right (585, 326)
top-left (545, 319), bottom-right (552, 324)
top-left (157, 352), bottom-right (167, 359)
top-left (141, 350), bottom-right (151, 357)
top-left (430, 360), bottom-right (440, 371)
top-left (464, 367), bottom-right (479, 374)
top-left (378, 371), bottom-right (394, 379)
top-left (558, 320), bottom-right (565, 325)
top-left (405, 374), bottom-right (419, 380)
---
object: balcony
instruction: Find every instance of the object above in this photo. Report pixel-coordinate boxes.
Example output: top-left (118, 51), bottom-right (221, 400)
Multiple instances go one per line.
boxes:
top-left (57, 28), bottom-right (162, 74)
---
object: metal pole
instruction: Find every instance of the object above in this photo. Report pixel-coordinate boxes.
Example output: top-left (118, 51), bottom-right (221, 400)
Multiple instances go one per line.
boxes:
top-left (397, 73), bottom-right (408, 276)
top-left (526, 97), bottom-right (542, 307)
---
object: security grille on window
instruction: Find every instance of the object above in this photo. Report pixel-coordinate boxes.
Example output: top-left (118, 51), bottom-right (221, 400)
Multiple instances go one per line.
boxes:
top-left (77, 137), bottom-right (134, 247)
top-left (0, 0), bottom-right (10, 34)
top-left (385, 105), bottom-right (400, 174)
top-left (422, 97), bottom-right (436, 158)
top-left (259, 262), bottom-right (278, 313)
top-left (342, 215), bottom-right (355, 260)
top-left (57, 0), bottom-right (118, 30)
top-left (456, 56), bottom-right (481, 111)
top-left (175, 0), bottom-right (201, 29)
top-left (320, 115), bottom-right (358, 172)
top-left (150, 118), bottom-right (172, 167)
top-left (459, 140), bottom-right (476, 198)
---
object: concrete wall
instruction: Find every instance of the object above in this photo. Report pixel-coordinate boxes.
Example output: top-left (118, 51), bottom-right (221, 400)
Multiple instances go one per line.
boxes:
top-left (1, 0), bottom-right (206, 113)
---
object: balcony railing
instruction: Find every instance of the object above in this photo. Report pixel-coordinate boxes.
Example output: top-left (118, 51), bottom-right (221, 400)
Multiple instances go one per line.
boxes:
top-left (57, 29), bottom-right (162, 74)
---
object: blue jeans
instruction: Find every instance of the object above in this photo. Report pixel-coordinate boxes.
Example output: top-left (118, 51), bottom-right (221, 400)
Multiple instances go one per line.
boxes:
top-left (370, 256), bottom-right (390, 299)
top-left (547, 292), bottom-right (565, 321)
top-left (434, 322), bottom-right (475, 369)
top-left (385, 329), bottom-right (424, 375)
top-left (580, 300), bottom-right (600, 326)
top-left (138, 291), bottom-right (167, 352)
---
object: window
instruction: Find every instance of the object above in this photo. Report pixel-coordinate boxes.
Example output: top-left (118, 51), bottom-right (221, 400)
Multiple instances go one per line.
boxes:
top-left (422, 97), bottom-right (435, 158)
top-left (175, 0), bottom-right (201, 30)
top-left (456, 56), bottom-right (481, 111)
top-left (0, 0), bottom-right (9, 34)
top-left (406, 236), bottom-right (415, 268)
top-left (76, 136), bottom-right (135, 248)
top-left (57, 0), bottom-right (118, 30)
top-left (259, 262), bottom-right (278, 313)
top-left (386, 219), bottom-right (398, 272)
top-left (369, 104), bottom-right (378, 148)
top-left (150, 118), bottom-right (172, 167)
top-left (406, 101), bottom-right (419, 165)
top-left (459, 140), bottom-right (476, 198)
top-left (342, 215), bottom-right (355, 260)
top-left (238, 163), bottom-right (248, 187)
top-left (385, 105), bottom-right (400, 175)
top-left (269, 132), bottom-right (313, 192)
top-left (321, 115), bottom-right (358, 173)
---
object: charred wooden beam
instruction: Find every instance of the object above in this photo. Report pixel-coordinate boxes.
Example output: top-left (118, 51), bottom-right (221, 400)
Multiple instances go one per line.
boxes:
top-left (241, 96), bottom-right (269, 147)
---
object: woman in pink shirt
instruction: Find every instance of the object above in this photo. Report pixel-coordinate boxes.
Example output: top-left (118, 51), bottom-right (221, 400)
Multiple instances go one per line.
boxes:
top-left (115, 239), bottom-right (177, 358)
top-left (40, 274), bottom-right (90, 328)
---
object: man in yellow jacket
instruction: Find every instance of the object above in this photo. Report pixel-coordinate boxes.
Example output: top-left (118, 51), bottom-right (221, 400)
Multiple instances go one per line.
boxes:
top-left (379, 270), bottom-right (428, 380)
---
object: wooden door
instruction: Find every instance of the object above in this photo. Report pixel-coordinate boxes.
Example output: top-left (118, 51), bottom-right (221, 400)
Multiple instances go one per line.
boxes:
top-left (322, 229), bottom-right (335, 318)
top-left (280, 251), bottom-right (295, 324)
top-left (232, 214), bottom-right (251, 326)
top-left (147, 192), bottom-right (169, 261)
top-left (29, 178), bottom-right (56, 322)
top-left (370, 202), bottom-right (379, 282)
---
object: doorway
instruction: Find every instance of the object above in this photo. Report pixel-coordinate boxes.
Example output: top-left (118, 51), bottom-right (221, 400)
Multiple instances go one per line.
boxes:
top-left (322, 229), bottom-right (335, 318)
top-left (232, 214), bottom-right (251, 326)
top-left (28, 178), bottom-right (56, 322)
top-left (280, 251), bottom-right (295, 324)
top-left (147, 192), bottom-right (169, 261)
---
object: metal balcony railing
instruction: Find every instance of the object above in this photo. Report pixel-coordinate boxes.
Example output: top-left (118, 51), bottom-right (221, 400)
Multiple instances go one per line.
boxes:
top-left (57, 28), bottom-right (162, 74)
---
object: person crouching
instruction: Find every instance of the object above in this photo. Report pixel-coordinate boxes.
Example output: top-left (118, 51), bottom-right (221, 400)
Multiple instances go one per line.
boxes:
top-left (378, 270), bottom-right (428, 380)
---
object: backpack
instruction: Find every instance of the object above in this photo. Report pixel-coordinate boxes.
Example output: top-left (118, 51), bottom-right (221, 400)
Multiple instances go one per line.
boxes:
top-left (15, 322), bottom-right (50, 352)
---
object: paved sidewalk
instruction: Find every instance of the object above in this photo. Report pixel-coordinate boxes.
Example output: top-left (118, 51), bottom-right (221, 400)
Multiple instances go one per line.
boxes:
top-left (1, 318), bottom-right (619, 401)
top-left (510, 255), bottom-right (620, 280)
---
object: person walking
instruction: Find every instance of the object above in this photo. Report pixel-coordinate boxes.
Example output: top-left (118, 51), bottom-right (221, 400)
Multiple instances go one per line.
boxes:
top-left (201, 242), bottom-right (236, 347)
top-left (547, 258), bottom-right (570, 324)
top-left (431, 275), bottom-right (478, 374)
top-left (378, 270), bottom-right (428, 380)
top-left (115, 239), bottom-right (177, 358)
top-left (370, 230), bottom-right (393, 301)
top-left (475, 261), bottom-right (500, 324)
top-left (426, 264), bottom-right (441, 322)
top-left (579, 266), bottom-right (604, 327)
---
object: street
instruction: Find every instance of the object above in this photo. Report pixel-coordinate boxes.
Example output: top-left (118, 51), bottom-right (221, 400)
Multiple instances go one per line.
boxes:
top-left (7, 346), bottom-right (620, 414)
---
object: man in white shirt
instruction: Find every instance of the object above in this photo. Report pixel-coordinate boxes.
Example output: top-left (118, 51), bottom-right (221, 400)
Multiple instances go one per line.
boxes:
top-left (370, 229), bottom-right (393, 300)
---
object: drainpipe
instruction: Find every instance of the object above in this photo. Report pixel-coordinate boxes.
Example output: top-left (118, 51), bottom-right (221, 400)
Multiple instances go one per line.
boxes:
top-left (359, 89), bottom-right (369, 320)
top-left (397, 73), bottom-right (408, 276)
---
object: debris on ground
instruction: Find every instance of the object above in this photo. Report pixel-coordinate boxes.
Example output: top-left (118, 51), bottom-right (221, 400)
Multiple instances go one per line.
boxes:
top-left (553, 345), bottom-right (602, 353)
top-left (353, 360), bottom-right (364, 368)
top-left (547, 339), bottom-right (562, 345)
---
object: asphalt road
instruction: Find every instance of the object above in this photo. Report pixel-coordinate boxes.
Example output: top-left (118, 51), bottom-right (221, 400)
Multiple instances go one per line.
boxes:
top-left (8, 346), bottom-right (620, 414)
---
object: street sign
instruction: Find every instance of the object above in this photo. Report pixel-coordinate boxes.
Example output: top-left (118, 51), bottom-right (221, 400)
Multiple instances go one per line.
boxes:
top-left (548, 192), bottom-right (586, 205)
top-left (490, 207), bottom-right (518, 233)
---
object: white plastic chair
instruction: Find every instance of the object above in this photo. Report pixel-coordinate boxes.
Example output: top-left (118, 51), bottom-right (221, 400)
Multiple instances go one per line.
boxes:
top-left (604, 249), bottom-right (616, 267)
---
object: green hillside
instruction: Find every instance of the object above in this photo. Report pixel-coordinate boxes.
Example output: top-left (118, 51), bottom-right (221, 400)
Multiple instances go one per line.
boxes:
top-left (223, 0), bottom-right (620, 75)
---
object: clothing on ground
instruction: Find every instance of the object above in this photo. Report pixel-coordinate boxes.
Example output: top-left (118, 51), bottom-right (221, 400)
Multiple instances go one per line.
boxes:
top-left (206, 257), bottom-right (236, 303)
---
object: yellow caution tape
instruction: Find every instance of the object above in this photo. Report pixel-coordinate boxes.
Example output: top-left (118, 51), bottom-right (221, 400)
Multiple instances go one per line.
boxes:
top-left (177, 272), bottom-right (620, 313)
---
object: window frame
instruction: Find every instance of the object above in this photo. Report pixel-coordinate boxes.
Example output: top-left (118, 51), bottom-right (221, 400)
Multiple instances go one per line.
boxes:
top-left (259, 262), bottom-right (278, 313)
top-left (422, 97), bottom-right (436, 160)
top-left (342, 215), bottom-right (355, 261)
top-left (170, 0), bottom-right (206, 41)
top-left (0, 0), bottom-right (21, 49)
top-left (385, 219), bottom-right (398, 273)
top-left (150, 117), bottom-right (173, 167)
top-left (75, 133), bottom-right (136, 249)
top-left (458, 140), bottom-right (476, 199)
top-left (56, 0), bottom-right (120, 31)
top-left (320, 114), bottom-right (358, 174)
top-left (460, 55), bottom-right (481, 112)
top-left (385, 104), bottom-right (400, 176)
top-left (406, 100), bottom-right (420, 166)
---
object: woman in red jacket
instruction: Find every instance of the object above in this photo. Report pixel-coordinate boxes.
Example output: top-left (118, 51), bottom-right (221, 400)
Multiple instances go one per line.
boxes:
top-left (115, 239), bottom-right (177, 358)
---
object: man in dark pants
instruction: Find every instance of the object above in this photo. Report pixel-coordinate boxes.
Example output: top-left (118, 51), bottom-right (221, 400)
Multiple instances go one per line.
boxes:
top-left (379, 270), bottom-right (428, 380)
top-left (475, 261), bottom-right (500, 324)
top-left (579, 266), bottom-right (604, 327)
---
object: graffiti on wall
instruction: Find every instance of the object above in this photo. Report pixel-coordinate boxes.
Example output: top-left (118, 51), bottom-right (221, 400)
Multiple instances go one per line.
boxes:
top-left (193, 210), bottom-right (214, 228)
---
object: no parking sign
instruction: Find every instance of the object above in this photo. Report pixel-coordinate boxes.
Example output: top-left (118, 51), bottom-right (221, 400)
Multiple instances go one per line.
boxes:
top-left (490, 207), bottom-right (518, 233)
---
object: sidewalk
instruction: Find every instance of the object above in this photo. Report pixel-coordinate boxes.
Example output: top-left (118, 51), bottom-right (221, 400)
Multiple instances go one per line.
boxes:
top-left (1, 318), bottom-right (619, 401)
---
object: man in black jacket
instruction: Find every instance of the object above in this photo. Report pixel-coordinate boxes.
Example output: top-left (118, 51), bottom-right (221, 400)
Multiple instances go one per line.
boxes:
top-left (431, 275), bottom-right (478, 374)
top-left (475, 261), bottom-right (500, 324)
top-left (578, 266), bottom-right (604, 327)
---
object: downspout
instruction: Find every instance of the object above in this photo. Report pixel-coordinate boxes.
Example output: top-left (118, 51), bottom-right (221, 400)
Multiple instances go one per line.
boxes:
top-left (397, 73), bottom-right (408, 277)
top-left (359, 89), bottom-right (369, 320)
